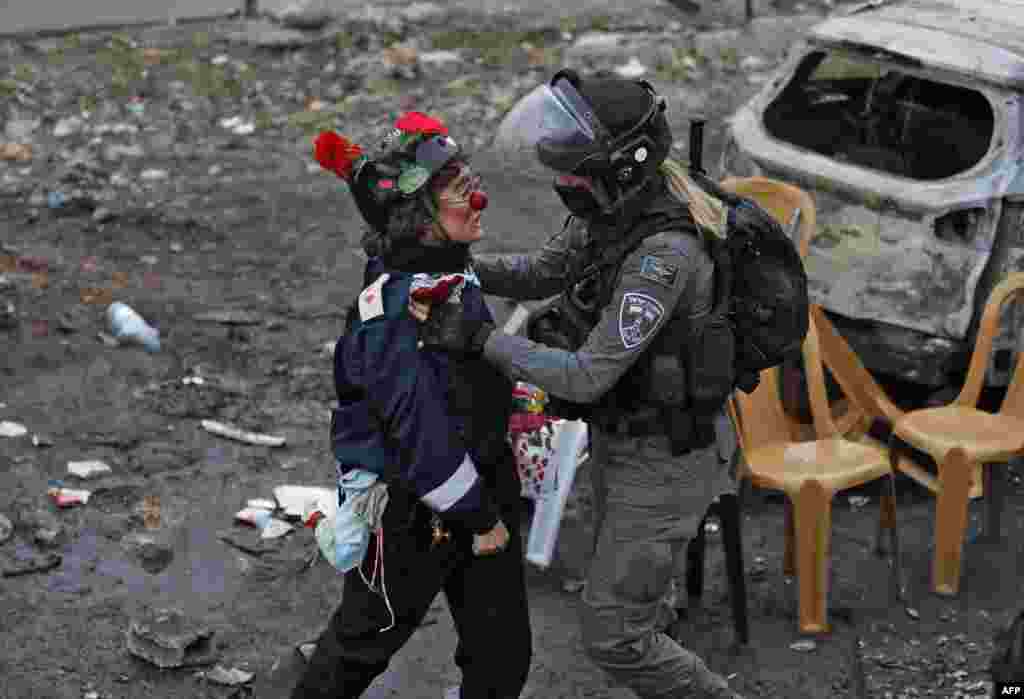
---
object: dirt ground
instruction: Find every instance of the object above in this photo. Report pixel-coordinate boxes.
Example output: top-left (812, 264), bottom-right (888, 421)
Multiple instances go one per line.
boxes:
top-left (2, 4), bottom-right (1024, 698)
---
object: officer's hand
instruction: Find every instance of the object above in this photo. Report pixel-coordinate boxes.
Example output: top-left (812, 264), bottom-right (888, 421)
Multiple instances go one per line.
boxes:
top-left (408, 298), bottom-right (431, 322)
top-left (419, 303), bottom-right (495, 357)
top-left (472, 519), bottom-right (509, 557)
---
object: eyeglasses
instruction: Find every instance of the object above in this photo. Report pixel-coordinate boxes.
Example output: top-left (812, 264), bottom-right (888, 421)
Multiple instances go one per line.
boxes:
top-left (438, 166), bottom-right (488, 211)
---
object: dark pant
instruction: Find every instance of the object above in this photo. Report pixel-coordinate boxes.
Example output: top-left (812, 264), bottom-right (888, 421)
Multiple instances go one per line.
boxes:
top-left (291, 486), bottom-right (532, 699)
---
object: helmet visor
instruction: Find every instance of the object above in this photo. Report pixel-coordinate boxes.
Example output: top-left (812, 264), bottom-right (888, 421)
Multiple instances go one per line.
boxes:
top-left (491, 79), bottom-right (610, 180)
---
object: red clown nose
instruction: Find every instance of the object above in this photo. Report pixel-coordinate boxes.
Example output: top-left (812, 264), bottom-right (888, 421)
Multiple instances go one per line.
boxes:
top-left (469, 190), bottom-right (488, 211)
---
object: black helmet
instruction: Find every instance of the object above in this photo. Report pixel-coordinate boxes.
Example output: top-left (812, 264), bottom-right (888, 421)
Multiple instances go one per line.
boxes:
top-left (494, 69), bottom-right (672, 216)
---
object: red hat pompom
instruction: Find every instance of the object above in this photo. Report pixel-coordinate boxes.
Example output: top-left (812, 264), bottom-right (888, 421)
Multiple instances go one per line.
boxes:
top-left (394, 111), bottom-right (448, 136)
top-left (314, 131), bottom-right (364, 181)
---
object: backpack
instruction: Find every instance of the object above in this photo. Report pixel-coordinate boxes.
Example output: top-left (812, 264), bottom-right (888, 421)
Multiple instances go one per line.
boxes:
top-left (559, 174), bottom-right (809, 417)
top-left (688, 172), bottom-right (810, 408)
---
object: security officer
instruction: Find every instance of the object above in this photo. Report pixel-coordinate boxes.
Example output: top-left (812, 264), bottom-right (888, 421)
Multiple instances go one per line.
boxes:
top-left (416, 71), bottom-right (744, 698)
top-left (292, 112), bottom-right (531, 699)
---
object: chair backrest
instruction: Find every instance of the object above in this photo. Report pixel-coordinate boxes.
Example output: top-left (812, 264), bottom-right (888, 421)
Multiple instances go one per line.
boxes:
top-left (729, 310), bottom-right (837, 450)
top-left (719, 176), bottom-right (818, 260)
top-left (810, 304), bottom-right (905, 427)
top-left (957, 272), bottom-right (1024, 417)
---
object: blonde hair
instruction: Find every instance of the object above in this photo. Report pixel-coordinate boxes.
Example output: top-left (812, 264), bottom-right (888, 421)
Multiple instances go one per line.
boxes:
top-left (658, 157), bottom-right (728, 241)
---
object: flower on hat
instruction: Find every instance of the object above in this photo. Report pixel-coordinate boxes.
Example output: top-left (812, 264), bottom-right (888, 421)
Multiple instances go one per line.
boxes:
top-left (394, 111), bottom-right (448, 137)
top-left (314, 131), bottom-right (364, 181)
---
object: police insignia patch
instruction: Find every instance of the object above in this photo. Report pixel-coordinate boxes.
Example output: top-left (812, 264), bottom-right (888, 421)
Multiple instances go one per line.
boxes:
top-left (639, 256), bottom-right (679, 288)
top-left (618, 292), bottom-right (665, 349)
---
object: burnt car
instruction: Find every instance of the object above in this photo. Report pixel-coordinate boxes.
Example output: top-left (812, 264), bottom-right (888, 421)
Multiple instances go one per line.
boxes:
top-left (719, 0), bottom-right (1024, 398)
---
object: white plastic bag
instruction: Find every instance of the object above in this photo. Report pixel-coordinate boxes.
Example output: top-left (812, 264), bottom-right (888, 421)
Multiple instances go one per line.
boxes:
top-left (304, 469), bottom-right (378, 572)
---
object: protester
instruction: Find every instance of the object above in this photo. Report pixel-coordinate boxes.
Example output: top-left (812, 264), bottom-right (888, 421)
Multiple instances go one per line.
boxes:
top-left (412, 70), bottom-right (745, 698)
top-left (291, 111), bottom-right (531, 699)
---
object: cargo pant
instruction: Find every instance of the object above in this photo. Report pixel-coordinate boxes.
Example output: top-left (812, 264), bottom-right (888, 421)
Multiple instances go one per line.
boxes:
top-left (579, 414), bottom-right (742, 699)
top-left (291, 486), bottom-right (532, 699)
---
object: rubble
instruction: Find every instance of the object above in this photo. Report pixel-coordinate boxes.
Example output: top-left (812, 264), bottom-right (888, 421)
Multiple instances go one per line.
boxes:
top-left (0, 513), bottom-right (12, 545)
top-left (125, 608), bottom-right (217, 668)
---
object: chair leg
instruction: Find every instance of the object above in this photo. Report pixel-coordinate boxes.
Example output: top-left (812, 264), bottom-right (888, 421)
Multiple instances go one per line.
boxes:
top-left (792, 480), bottom-right (832, 634)
top-left (932, 447), bottom-right (973, 597)
top-left (883, 471), bottom-right (905, 603)
top-left (982, 461), bottom-right (1004, 542)
top-left (783, 495), bottom-right (796, 577)
top-left (719, 492), bottom-right (750, 645)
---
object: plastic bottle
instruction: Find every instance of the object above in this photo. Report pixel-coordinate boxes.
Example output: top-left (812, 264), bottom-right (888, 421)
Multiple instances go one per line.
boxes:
top-left (106, 302), bottom-right (160, 352)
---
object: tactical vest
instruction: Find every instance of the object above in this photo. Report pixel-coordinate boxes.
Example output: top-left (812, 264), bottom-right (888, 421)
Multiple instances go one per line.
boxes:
top-left (528, 207), bottom-right (713, 454)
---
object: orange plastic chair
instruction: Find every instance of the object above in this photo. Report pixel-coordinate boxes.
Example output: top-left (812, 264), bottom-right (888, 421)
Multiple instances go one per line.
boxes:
top-left (719, 176), bottom-right (867, 441)
top-left (728, 311), bottom-right (901, 633)
top-left (813, 274), bottom-right (1024, 595)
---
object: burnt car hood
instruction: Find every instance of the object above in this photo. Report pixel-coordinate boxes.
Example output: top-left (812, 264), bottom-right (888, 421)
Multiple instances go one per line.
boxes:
top-left (729, 78), bottom-right (1022, 342)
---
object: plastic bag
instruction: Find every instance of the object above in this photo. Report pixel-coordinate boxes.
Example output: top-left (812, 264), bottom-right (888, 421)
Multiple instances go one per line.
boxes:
top-left (304, 469), bottom-right (378, 572)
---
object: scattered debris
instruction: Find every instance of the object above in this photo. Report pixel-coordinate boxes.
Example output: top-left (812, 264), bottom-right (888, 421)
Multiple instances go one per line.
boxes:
top-left (906, 607), bottom-right (921, 620)
top-left (0, 143), bottom-right (32, 162)
top-left (297, 642), bottom-right (317, 661)
top-left (848, 496), bottom-right (871, 509)
top-left (107, 302), bottom-right (161, 352)
top-left (47, 481), bottom-right (92, 508)
top-left (219, 116), bottom-right (256, 135)
top-left (193, 309), bottom-right (264, 325)
top-left (273, 485), bottom-right (335, 520)
top-left (126, 608), bottom-right (216, 669)
top-left (122, 532), bottom-right (175, 574)
top-left (0, 421), bottom-right (28, 438)
top-left (67, 459), bottom-right (112, 479)
top-left (614, 56), bottom-right (648, 78)
top-left (562, 579), bottom-right (586, 594)
top-left (0, 513), bottom-right (12, 545)
top-left (198, 665), bottom-right (255, 686)
top-left (201, 419), bottom-right (286, 447)
top-left (790, 640), bottom-right (818, 652)
top-left (2, 552), bottom-right (62, 577)
top-left (235, 506), bottom-right (294, 539)
top-left (273, 0), bottom-right (334, 31)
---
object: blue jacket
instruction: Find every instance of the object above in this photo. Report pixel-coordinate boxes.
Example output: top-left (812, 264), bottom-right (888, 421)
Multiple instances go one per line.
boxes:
top-left (331, 257), bottom-right (516, 534)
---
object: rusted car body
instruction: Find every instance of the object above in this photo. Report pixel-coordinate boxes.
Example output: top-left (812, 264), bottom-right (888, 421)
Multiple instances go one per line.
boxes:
top-left (720, 0), bottom-right (1024, 391)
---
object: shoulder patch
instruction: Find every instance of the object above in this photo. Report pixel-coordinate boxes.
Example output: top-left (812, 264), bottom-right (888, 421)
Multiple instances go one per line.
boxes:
top-left (618, 292), bottom-right (665, 349)
top-left (639, 255), bottom-right (679, 288)
top-left (358, 273), bottom-right (390, 321)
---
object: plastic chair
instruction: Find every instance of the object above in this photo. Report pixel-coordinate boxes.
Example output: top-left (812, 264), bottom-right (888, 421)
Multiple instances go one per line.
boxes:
top-left (727, 311), bottom-right (902, 634)
top-left (812, 274), bottom-right (1024, 595)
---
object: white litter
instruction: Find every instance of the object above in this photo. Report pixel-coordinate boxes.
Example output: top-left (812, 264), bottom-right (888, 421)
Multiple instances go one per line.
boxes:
top-left (614, 57), bottom-right (648, 78)
top-left (274, 485), bottom-right (335, 520)
top-left (201, 420), bottom-right (286, 447)
top-left (247, 498), bottom-right (277, 510)
top-left (67, 460), bottom-right (112, 479)
top-left (200, 665), bottom-right (254, 686)
top-left (0, 421), bottom-right (28, 438)
top-left (182, 375), bottom-right (205, 386)
top-left (790, 640), bottom-right (817, 652)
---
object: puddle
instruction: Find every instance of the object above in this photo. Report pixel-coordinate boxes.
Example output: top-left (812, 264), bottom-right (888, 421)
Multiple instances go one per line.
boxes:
top-left (42, 519), bottom-right (243, 606)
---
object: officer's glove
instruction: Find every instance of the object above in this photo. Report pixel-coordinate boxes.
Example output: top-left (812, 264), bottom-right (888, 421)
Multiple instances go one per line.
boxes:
top-left (419, 303), bottom-right (495, 357)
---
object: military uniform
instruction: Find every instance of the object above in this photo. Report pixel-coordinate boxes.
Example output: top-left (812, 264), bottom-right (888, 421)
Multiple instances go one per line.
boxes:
top-left (473, 189), bottom-right (739, 698)
top-left (292, 256), bottom-right (531, 699)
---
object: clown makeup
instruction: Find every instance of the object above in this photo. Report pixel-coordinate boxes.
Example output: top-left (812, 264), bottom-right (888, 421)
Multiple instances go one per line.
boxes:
top-left (430, 163), bottom-right (486, 244)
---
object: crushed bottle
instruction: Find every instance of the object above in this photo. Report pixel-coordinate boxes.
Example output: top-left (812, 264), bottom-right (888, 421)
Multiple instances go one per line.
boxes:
top-left (106, 302), bottom-right (161, 352)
